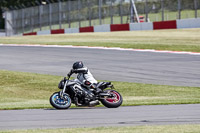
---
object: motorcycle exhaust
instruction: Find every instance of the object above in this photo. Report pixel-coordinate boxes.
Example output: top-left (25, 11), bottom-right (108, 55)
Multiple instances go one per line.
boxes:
top-left (89, 100), bottom-right (100, 107)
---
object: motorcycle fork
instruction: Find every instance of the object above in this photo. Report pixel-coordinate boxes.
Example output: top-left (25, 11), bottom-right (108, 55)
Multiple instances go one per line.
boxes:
top-left (60, 81), bottom-right (68, 99)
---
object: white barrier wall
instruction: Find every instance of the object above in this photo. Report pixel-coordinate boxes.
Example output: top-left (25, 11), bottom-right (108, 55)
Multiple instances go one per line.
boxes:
top-left (37, 30), bottom-right (51, 35)
top-left (0, 32), bottom-right (5, 36)
top-left (65, 28), bottom-right (79, 34)
top-left (94, 24), bottom-right (110, 32)
top-left (23, 18), bottom-right (200, 36)
top-left (177, 18), bottom-right (200, 29)
top-left (141, 22), bottom-right (153, 30)
top-left (130, 23), bottom-right (141, 31)
top-left (130, 22), bottom-right (153, 31)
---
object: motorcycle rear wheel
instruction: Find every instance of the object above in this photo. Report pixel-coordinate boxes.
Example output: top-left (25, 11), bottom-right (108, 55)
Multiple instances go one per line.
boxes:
top-left (100, 89), bottom-right (123, 108)
top-left (50, 92), bottom-right (71, 109)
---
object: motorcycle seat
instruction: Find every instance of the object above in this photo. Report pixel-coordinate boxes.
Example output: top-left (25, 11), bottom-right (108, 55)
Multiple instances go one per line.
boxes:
top-left (97, 82), bottom-right (111, 88)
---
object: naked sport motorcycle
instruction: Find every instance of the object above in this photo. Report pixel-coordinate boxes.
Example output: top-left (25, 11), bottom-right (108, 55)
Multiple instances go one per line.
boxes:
top-left (50, 75), bottom-right (123, 109)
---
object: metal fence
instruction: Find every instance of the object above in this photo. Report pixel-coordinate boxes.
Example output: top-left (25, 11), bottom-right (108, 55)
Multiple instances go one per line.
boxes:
top-left (5, 0), bottom-right (200, 36)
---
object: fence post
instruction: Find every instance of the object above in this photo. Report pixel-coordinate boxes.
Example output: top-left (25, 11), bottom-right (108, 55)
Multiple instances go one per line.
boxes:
top-left (194, 0), bottom-right (197, 18)
top-left (99, 0), bottom-right (102, 25)
top-left (58, 1), bottom-right (62, 29)
top-left (22, 9), bottom-right (24, 33)
top-left (12, 11), bottom-right (15, 35)
top-left (78, 0), bottom-right (81, 27)
top-left (130, 0), bottom-right (134, 23)
top-left (87, 0), bottom-right (91, 26)
top-left (68, 0), bottom-right (71, 28)
top-left (39, 5), bottom-right (42, 31)
top-left (110, 0), bottom-right (113, 24)
top-left (49, 3), bottom-right (52, 30)
top-left (145, 0), bottom-right (148, 22)
top-left (178, 0), bottom-right (181, 19)
top-left (120, 0), bottom-right (123, 24)
top-left (161, 0), bottom-right (164, 21)
top-left (31, 7), bottom-right (34, 32)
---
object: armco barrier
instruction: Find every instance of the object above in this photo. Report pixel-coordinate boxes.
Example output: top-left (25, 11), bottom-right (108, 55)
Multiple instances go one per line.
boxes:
top-left (153, 20), bottom-right (177, 30)
top-left (110, 24), bottom-right (130, 32)
top-left (23, 32), bottom-right (37, 36)
top-left (51, 29), bottom-right (65, 34)
top-left (79, 26), bottom-right (94, 33)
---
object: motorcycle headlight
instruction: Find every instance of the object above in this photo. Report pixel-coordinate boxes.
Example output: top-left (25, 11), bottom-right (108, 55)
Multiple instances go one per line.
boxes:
top-left (58, 80), bottom-right (65, 89)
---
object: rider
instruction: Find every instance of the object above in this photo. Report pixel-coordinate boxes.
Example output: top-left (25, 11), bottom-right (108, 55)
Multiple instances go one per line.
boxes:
top-left (67, 61), bottom-right (100, 93)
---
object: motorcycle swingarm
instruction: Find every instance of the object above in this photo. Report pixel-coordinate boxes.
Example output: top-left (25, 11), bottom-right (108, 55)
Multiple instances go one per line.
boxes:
top-left (99, 93), bottom-right (110, 97)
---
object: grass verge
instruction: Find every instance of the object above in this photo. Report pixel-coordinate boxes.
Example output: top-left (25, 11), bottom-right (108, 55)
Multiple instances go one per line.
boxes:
top-left (1, 28), bottom-right (200, 52)
top-left (1, 124), bottom-right (200, 133)
top-left (0, 70), bottom-right (200, 110)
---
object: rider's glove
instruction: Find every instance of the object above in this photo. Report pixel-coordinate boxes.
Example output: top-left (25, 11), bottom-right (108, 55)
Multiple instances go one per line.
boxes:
top-left (67, 72), bottom-right (71, 77)
top-left (67, 69), bottom-right (73, 77)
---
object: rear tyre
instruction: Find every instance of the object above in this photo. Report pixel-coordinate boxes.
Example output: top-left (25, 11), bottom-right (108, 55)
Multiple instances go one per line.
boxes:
top-left (50, 92), bottom-right (71, 109)
top-left (100, 90), bottom-right (123, 108)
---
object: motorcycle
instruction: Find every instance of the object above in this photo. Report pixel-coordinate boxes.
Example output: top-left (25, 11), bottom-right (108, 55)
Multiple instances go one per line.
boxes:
top-left (50, 75), bottom-right (123, 109)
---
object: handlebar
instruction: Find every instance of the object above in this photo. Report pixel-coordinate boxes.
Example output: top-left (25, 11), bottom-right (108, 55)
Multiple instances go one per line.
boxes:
top-left (64, 76), bottom-right (70, 82)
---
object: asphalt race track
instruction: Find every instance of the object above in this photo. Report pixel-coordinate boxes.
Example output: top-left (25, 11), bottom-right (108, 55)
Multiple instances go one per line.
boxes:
top-left (0, 104), bottom-right (200, 130)
top-left (0, 45), bottom-right (200, 87)
top-left (0, 45), bottom-right (200, 130)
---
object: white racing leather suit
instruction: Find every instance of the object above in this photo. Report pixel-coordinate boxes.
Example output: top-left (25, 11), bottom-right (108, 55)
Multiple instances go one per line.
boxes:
top-left (76, 67), bottom-right (97, 84)
top-left (70, 67), bottom-right (97, 88)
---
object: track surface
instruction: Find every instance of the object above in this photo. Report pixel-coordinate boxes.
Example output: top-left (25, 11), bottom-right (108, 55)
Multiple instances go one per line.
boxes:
top-left (0, 45), bottom-right (200, 130)
top-left (0, 45), bottom-right (200, 87)
top-left (0, 104), bottom-right (200, 130)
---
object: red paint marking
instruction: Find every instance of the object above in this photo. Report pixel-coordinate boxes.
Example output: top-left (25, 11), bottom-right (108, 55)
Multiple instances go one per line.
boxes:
top-left (79, 26), bottom-right (94, 33)
top-left (110, 24), bottom-right (130, 32)
top-left (23, 32), bottom-right (37, 36)
top-left (51, 29), bottom-right (65, 34)
top-left (153, 20), bottom-right (177, 30)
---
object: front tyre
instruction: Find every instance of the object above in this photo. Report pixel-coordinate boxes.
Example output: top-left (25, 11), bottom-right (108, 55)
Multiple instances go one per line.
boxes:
top-left (50, 92), bottom-right (71, 109)
top-left (101, 90), bottom-right (123, 108)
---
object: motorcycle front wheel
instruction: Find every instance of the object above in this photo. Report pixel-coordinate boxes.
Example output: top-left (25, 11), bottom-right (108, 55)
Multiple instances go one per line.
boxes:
top-left (100, 89), bottom-right (123, 108)
top-left (50, 92), bottom-right (71, 109)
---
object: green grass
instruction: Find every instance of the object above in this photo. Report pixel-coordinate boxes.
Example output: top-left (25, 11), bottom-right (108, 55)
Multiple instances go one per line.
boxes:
top-left (1, 28), bottom-right (200, 52)
top-left (0, 70), bottom-right (200, 110)
top-left (0, 70), bottom-right (58, 109)
top-left (1, 124), bottom-right (200, 133)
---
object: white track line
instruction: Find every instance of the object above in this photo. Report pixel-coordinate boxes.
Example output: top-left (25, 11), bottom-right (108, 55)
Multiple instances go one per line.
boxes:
top-left (1, 44), bottom-right (200, 55)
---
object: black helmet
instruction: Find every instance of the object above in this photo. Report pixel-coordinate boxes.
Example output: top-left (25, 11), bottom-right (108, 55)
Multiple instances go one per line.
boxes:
top-left (73, 61), bottom-right (84, 69)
